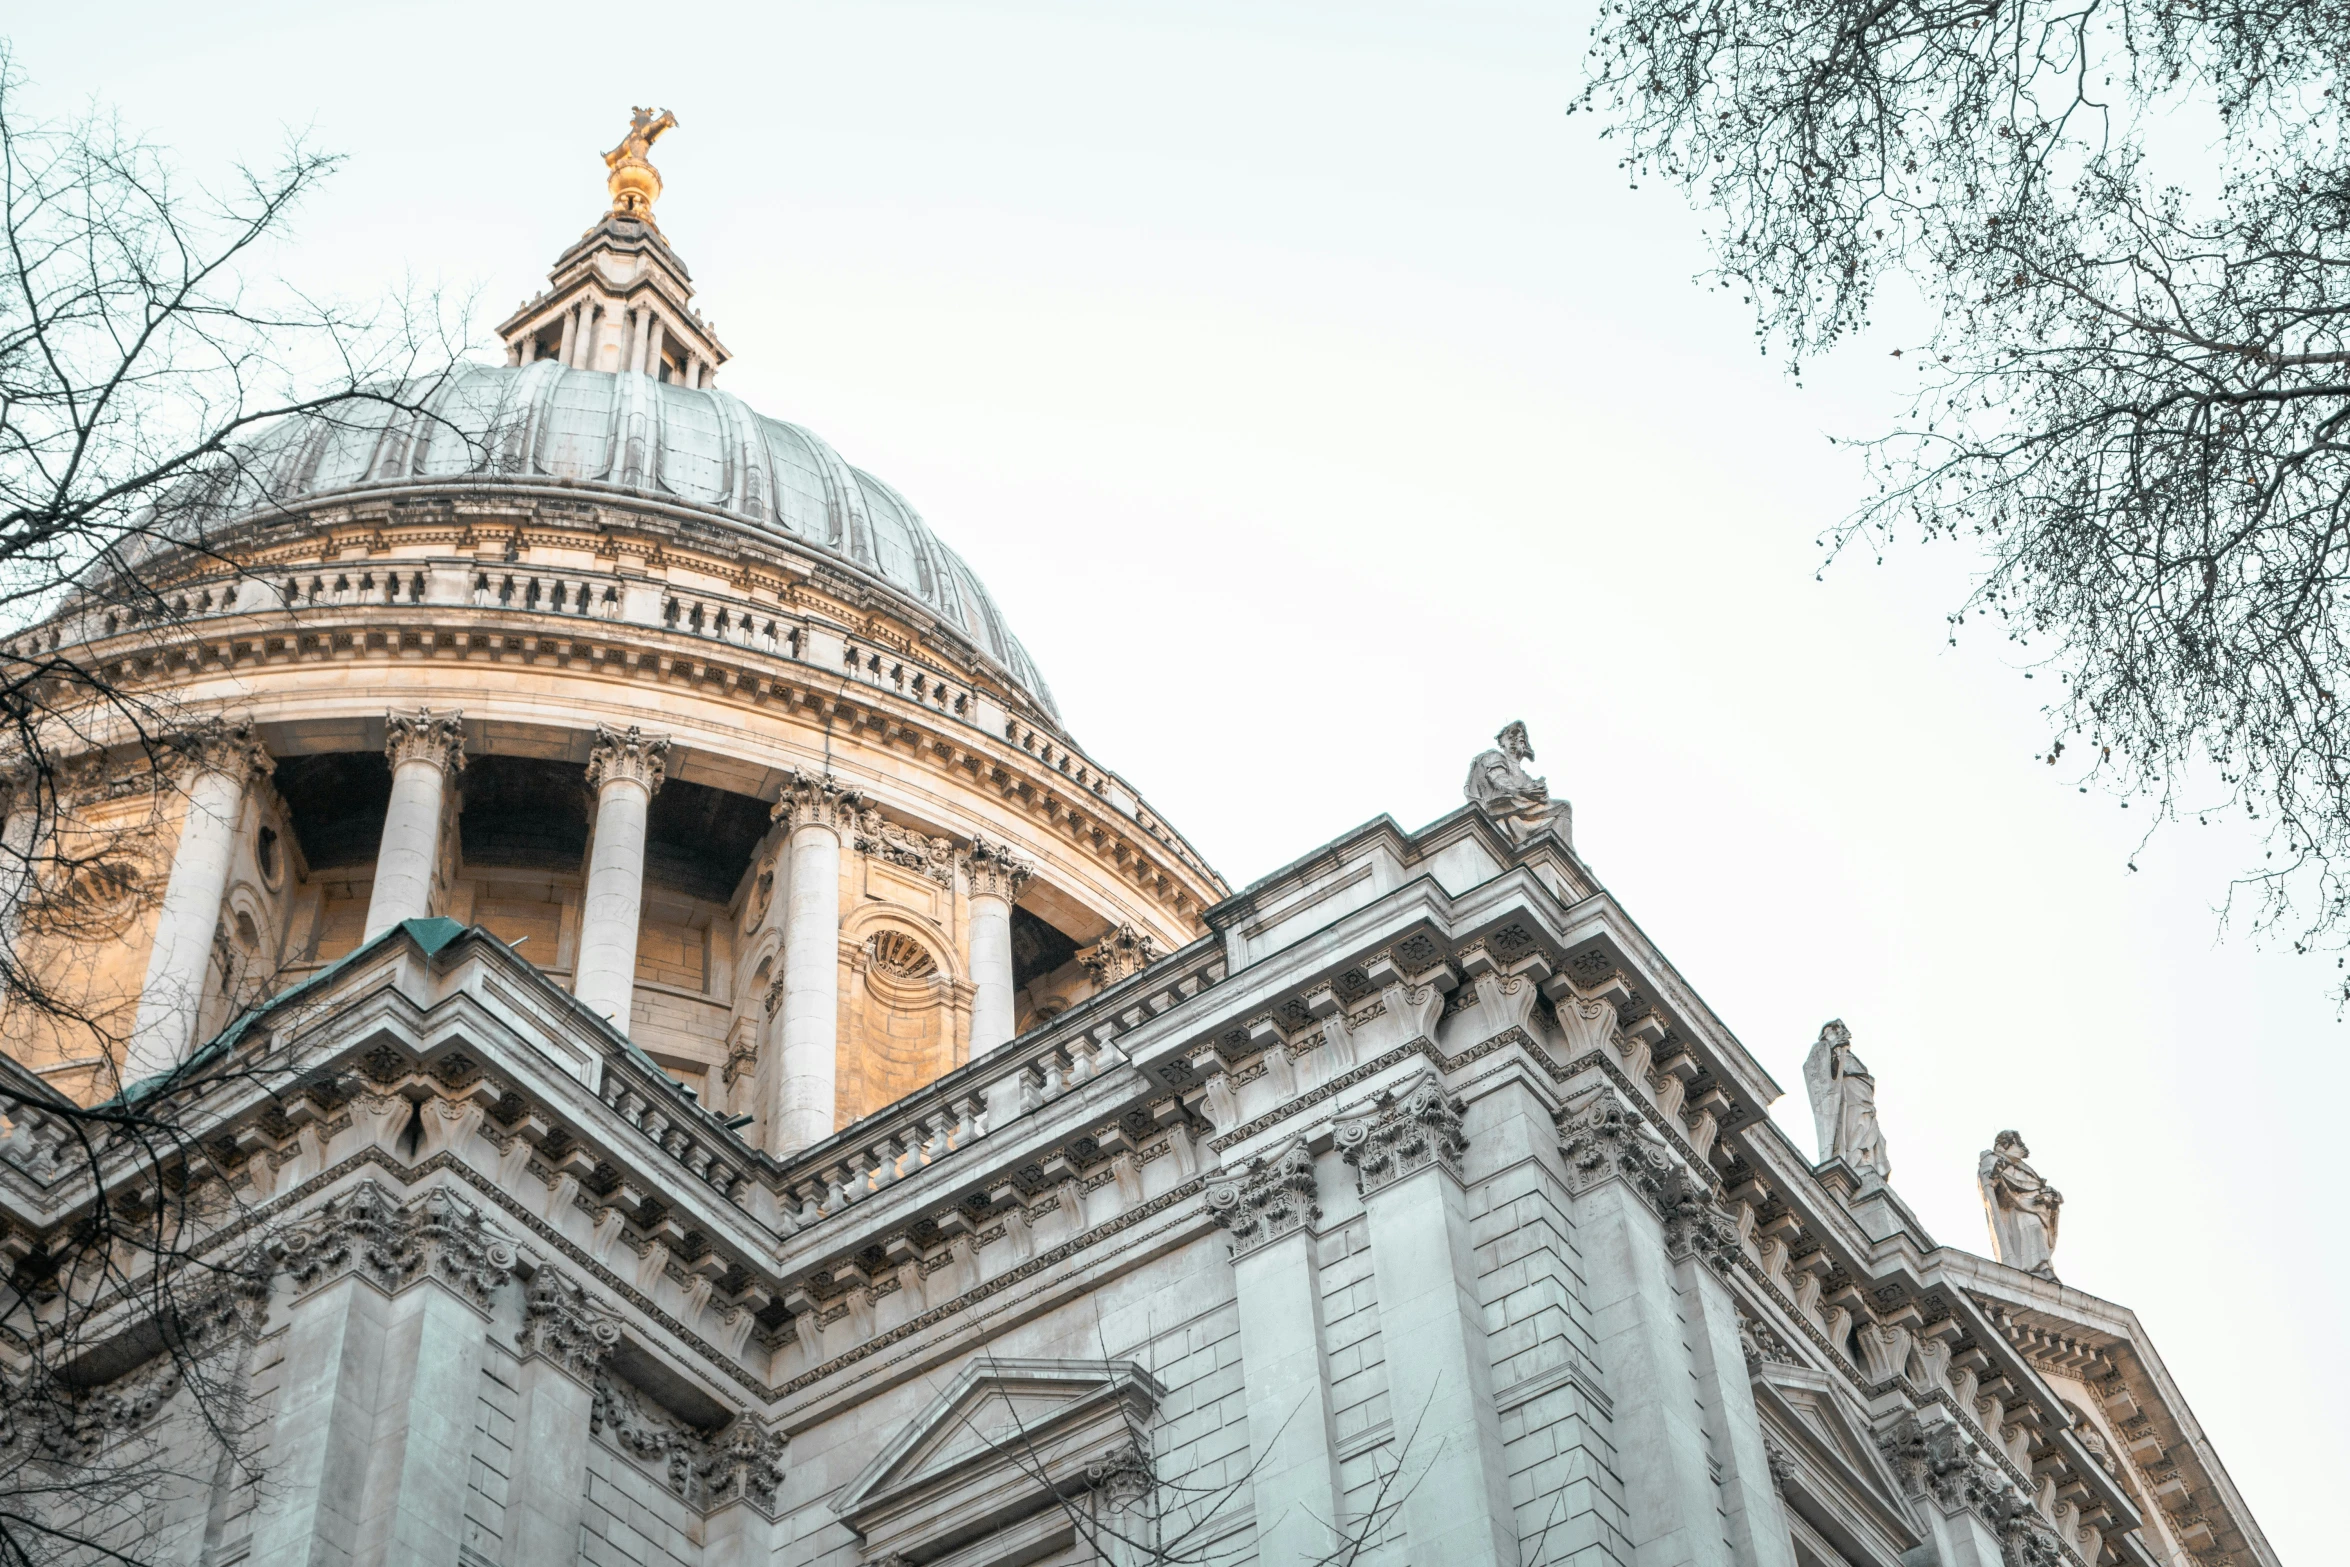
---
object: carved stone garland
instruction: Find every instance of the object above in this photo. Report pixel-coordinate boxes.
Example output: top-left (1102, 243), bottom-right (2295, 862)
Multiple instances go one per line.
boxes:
top-left (589, 1374), bottom-right (788, 1514)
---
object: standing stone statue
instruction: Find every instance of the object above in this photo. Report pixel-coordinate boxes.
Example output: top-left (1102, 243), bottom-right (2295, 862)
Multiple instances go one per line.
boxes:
top-left (1801, 1019), bottom-right (1891, 1184)
top-left (1464, 721), bottom-right (1571, 845)
top-left (1978, 1130), bottom-right (2063, 1279)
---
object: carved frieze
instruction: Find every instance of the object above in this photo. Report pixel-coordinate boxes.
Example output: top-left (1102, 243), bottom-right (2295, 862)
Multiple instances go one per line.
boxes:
top-left (1335, 1069), bottom-right (1467, 1195)
top-left (853, 805), bottom-right (954, 885)
top-left (1204, 1137), bottom-right (1319, 1257)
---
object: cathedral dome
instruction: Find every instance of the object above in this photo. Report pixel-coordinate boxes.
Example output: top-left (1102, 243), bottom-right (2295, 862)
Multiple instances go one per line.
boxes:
top-left (189, 360), bottom-right (1059, 719)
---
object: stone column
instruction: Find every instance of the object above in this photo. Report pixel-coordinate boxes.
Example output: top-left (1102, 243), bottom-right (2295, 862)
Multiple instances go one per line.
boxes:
top-left (569, 300), bottom-right (599, 368)
top-left (127, 724), bottom-right (269, 1083)
top-left (363, 708), bottom-right (465, 941)
top-left (1338, 1070), bottom-right (1519, 1567)
top-left (627, 305), bottom-right (650, 376)
top-left (0, 765), bottom-right (39, 960)
top-left (962, 835), bottom-right (1032, 1057)
top-left (573, 725), bottom-right (668, 1032)
top-left (1210, 1140), bottom-right (1347, 1564)
top-left (645, 313), bottom-right (667, 379)
top-left (771, 771), bottom-right (855, 1153)
top-left (556, 306), bottom-right (579, 365)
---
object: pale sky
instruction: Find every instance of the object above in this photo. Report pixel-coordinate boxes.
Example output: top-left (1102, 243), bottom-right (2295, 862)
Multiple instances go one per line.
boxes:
top-left (13, 4), bottom-right (2327, 1556)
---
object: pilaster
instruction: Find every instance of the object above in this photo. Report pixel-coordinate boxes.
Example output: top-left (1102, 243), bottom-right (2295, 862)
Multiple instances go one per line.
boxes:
top-left (1338, 1069), bottom-right (1520, 1567)
top-left (1209, 1139), bottom-right (1346, 1564)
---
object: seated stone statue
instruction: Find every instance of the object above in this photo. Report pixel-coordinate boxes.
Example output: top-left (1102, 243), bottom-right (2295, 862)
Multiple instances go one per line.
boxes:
top-left (1978, 1130), bottom-right (2063, 1279)
top-left (1464, 721), bottom-right (1571, 845)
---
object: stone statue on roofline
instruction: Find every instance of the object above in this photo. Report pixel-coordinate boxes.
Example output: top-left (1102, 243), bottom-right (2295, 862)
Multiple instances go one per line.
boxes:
top-left (1464, 721), bottom-right (1571, 846)
top-left (1802, 1019), bottom-right (1891, 1185)
top-left (1979, 1130), bottom-right (2063, 1279)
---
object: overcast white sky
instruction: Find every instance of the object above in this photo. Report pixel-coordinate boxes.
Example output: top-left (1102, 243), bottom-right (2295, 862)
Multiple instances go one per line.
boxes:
top-left (13, 3), bottom-right (2327, 1556)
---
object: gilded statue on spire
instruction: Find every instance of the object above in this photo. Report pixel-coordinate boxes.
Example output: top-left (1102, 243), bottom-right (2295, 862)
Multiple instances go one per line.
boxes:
top-left (604, 107), bottom-right (678, 224)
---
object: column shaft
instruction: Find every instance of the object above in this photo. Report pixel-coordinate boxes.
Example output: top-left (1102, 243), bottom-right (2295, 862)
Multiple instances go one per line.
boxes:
top-left (556, 306), bottom-right (578, 365)
top-left (968, 892), bottom-right (1015, 1055)
top-left (776, 820), bottom-right (841, 1150)
top-left (1344, 1077), bottom-right (1518, 1567)
top-left (573, 727), bottom-right (667, 1032)
top-left (0, 787), bottom-right (38, 959)
top-left (129, 739), bottom-right (261, 1081)
top-left (364, 709), bottom-right (464, 941)
top-left (570, 302), bottom-right (599, 369)
top-left (1579, 1177), bottom-right (1736, 1567)
top-left (505, 1358), bottom-right (594, 1567)
top-left (645, 314), bottom-right (667, 378)
top-left (1232, 1228), bottom-right (1345, 1561)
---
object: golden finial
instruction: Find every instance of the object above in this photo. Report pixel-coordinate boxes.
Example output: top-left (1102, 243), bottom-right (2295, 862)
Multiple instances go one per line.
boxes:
top-left (603, 106), bottom-right (678, 225)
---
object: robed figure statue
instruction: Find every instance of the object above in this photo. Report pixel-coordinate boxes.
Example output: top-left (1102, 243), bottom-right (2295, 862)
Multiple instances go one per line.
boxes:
top-left (1463, 721), bottom-right (1571, 845)
top-left (1801, 1019), bottom-right (1891, 1184)
top-left (1978, 1130), bottom-right (2063, 1279)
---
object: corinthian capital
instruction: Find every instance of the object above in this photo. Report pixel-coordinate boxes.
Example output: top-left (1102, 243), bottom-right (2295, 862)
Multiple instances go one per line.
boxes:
top-left (384, 707), bottom-right (467, 776)
top-left (960, 834), bottom-right (1033, 902)
top-left (176, 719), bottom-right (272, 785)
top-left (1205, 1137), bottom-right (1320, 1257)
top-left (772, 768), bottom-right (859, 834)
top-left (586, 724), bottom-right (669, 795)
top-left (1080, 923), bottom-right (1159, 986)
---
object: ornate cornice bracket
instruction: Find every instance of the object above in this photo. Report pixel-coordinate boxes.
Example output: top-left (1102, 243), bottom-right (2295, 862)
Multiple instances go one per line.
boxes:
top-left (384, 706), bottom-right (467, 776)
top-left (1204, 1137), bottom-right (1319, 1258)
top-left (1336, 1068), bottom-right (1467, 1196)
top-left (587, 724), bottom-right (670, 795)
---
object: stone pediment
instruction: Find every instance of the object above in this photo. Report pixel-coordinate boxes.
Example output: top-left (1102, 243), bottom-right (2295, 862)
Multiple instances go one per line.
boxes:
top-left (1755, 1365), bottom-right (1923, 1567)
top-left (833, 1357), bottom-right (1164, 1564)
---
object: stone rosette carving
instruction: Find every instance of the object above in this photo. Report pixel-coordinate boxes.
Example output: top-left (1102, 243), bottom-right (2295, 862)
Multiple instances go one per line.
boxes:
top-left (853, 805), bottom-right (954, 885)
top-left (383, 706), bottom-right (467, 776)
top-left (1558, 1094), bottom-right (1740, 1271)
top-left (1336, 1069), bottom-right (1468, 1195)
top-left (960, 833), bottom-right (1033, 902)
top-left (586, 724), bottom-right (670, 795)
top-left (591, 1373), bottom-right (787, 1514)
top-left (265, 1181), bottom-right (520, 1310)
top-left (1080, 924), bottom-right (1159, 987)
top-left (772, 768), bottom-right (860, 834)
top-left (518, 1271), bottom-right (624, 1379)
top-left (1205, 1137), bottom-right (1320, 1257)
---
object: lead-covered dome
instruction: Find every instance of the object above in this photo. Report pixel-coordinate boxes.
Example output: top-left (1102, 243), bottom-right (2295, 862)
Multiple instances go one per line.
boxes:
top-left (183, 361), bottom-right (1058, 718)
